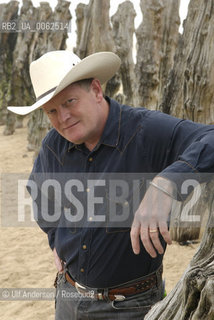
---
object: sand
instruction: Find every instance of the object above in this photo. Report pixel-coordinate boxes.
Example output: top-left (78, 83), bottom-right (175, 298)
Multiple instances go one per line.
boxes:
top-left (0, 121), bottom-right (199, 320)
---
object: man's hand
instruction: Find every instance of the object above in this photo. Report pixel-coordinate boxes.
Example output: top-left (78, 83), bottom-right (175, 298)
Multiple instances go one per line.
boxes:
top-left (53, 248), bottom-right (64, 273)
top-left (130, 177), bottom-right (173, 258)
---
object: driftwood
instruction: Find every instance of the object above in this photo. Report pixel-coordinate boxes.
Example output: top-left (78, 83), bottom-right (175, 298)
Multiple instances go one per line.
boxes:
top-left (161, 0), bottom-right (214, 123)
top-left (135, 0), bottom-right (180, 110)
top-left (75, 0), bottom-right (114, 59)
top-left (75, 3), bottom-right (87, 54)
top-left (145, 181), bottom-right (214, 319)
top-left (111, 1), bottom-right (137, 106)
top-left (75, 0), bottom-right (120, 97)
top-left (3, 0), bottom-right (39, 135)
top-left (0, 1), bottom-right (19, 128)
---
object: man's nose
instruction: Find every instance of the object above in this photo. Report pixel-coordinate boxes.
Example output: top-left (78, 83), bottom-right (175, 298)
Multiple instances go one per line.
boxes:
top-left (58, 106), bottom-right (70, 123)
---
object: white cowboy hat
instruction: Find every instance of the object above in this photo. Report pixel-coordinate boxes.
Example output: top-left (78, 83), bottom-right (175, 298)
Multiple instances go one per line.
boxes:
top-left (7, 50), bottom-right (121, 115)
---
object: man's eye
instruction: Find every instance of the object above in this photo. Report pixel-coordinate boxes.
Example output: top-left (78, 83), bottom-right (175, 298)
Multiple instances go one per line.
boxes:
top-left (47, 109), bottom-right (56, 115)
top-left (62, 98), bottom-right (76, 108)
top-left (67, 98), bottom-right (76, 104)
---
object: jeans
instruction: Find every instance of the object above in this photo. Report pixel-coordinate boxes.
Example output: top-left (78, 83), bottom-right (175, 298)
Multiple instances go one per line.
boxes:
top-left (55, 269), bottom-right (163, 320)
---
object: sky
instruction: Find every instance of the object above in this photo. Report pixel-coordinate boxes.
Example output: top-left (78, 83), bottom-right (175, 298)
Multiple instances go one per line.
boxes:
top-left (0, 0), bottom-right (190, 49)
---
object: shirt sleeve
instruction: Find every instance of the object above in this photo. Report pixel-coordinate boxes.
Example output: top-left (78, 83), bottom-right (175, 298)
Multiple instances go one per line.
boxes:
top-left (27, 144), bottom-right (58, 250)
top-left (158, 123), bottom-right (214, 200)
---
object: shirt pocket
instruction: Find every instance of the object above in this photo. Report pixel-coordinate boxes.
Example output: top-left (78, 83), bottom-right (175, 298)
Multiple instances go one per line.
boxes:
top-left (104, 179), bottom-right (145, 233)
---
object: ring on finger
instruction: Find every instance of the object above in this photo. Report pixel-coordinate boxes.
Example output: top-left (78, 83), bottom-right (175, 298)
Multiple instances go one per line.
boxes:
top-left (149, 228), bottom-right (158, 233)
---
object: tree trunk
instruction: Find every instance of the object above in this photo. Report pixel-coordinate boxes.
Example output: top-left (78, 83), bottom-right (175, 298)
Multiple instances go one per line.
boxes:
top-left (161, 0), bottom-right (214, 123)
top-left (111, 1), bottom-right (137, 106)
top-left (75, 0), bottom-right (114, 59)
top-left (145, 182), bottom-right (214, 319)
top-left (0, 1), bottom-right (18, 128)
top-left (3, 0), bottom-right (38, 135)
top-left (75, 0), bottom-right (119, 97)
top-left (75, 3), bottom-right (87, 53)
top-left (135, 0), bottom-right (180, 110)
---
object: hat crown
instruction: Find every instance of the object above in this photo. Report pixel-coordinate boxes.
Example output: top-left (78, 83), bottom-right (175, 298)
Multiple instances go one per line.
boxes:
top-left (30, 51), bottom-right (81, 98)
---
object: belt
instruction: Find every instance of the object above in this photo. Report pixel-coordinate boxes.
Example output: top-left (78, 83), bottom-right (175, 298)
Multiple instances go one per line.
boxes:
top-left (65, 265), bottom-right (163, 301)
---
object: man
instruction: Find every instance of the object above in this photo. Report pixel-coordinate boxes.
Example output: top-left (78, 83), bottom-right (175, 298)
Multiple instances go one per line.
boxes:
top-left (8, 50), bottom-right (214, 319)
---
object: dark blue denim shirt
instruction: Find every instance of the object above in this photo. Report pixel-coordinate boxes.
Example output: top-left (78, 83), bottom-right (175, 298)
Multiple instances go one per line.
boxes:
top-left (29, 97), bottom-right (214, 288)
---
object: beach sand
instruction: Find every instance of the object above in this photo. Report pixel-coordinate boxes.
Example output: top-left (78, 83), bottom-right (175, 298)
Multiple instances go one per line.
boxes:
top-left (0, 121), bottom-right (199, 319)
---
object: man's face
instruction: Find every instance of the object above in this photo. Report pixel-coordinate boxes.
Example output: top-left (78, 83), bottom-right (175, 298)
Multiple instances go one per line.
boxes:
top-left (42, 79), bottom-right (108, 149)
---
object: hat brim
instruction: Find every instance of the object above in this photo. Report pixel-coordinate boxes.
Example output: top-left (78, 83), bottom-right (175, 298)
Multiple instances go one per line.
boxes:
top-left (7, 52), bottom-right (121, 115)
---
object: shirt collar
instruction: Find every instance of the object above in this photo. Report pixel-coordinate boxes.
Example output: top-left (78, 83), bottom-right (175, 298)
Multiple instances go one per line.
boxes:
top-left (68, 96), bottom-right (121, 151)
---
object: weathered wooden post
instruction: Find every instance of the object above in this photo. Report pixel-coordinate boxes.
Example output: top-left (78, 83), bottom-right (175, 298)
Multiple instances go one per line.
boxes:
top-left (0, 1), bottom-right (19, 128)
top-left (145, 181), bottom-right (214, 319)
top-left (135, 0), bottom-right (180, 110)
top-left (111, 1), bottom-right (137, 106)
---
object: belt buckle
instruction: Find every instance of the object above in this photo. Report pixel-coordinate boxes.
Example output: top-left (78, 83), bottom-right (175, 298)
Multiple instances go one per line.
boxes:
top-left (75, 281), bottom-right (95, 299)
top-left (75, 281), bottom-right (87, 294)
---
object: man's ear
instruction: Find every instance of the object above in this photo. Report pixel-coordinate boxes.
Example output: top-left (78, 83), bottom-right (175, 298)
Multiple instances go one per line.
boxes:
top-left (91, 79), bottom-right (103, 102)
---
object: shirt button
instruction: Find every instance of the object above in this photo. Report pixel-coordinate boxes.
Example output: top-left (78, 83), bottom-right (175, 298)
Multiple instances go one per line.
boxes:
top-left (88, 157), bottom-right (93, 162)
top-left (82, 245), bottom-right (87, 250)
top-left (80, 268), bottom-right (84, 273)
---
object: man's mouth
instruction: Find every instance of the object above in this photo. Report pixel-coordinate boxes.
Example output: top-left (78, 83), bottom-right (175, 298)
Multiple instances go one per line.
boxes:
top-left (63, 121), bottom-right (80, 130)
